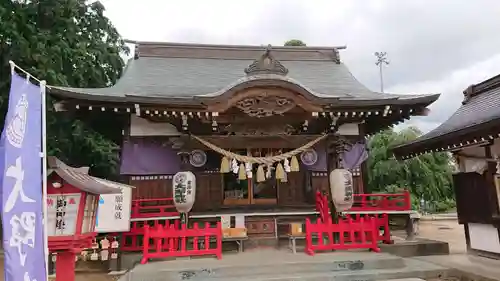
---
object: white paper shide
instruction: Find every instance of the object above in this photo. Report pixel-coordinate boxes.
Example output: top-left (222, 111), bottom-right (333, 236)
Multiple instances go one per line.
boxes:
top-left (329, 169), bottom-right (354, 211)
top-left (172, 171), bottom-right (196, 213)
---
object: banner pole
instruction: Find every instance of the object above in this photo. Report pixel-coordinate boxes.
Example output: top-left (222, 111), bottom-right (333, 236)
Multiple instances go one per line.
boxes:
top-left (40, 80), bottom-right (49, 280)
top-left (8, 60), bottom-right (50, 280)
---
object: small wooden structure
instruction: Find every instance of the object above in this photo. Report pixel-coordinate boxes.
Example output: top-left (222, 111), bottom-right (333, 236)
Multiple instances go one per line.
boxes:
top-left (393, 74), bottom-right (500, 259)
top-left (48, 42), bottom-right (436, 247)
top-left (46, 157), bottom-right (134, 280)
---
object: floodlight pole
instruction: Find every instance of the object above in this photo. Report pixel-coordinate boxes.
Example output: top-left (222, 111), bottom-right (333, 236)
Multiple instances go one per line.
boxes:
top-left (375, 52), bottom-right (389, 93)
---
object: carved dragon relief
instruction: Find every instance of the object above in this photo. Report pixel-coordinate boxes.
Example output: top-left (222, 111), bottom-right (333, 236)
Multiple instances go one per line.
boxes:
top-left (235, 92), bottom-right (296, 118)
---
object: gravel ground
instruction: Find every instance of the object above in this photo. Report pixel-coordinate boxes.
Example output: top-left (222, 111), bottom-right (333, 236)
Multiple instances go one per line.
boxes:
top-left (417, 219), bottom-right (466, 254)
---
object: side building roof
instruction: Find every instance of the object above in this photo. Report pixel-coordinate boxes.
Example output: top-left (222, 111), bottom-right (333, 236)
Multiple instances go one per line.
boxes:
top-left (392, 73), bottom-right (500, 159)
top-left (49, 41), bottom-right (438, 107)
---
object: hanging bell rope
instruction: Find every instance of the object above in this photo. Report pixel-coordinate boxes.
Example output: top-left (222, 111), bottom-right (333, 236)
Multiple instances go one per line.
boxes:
top-left (191, 134), bottom-right (327, 165)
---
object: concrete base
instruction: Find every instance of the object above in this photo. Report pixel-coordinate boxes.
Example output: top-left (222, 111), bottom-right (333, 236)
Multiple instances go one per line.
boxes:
top-left (417, 254), bottom-right (500, 281)
top-left (380, 238), bottom-right (450, 257)
top-left (119, 250), bottom-right (451, 281)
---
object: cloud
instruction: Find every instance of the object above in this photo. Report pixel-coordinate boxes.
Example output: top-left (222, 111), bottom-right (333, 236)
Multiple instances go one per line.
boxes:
top-left (392, 53), bottom-right (500, 133)
top-left (101, 0), bottom-right (500, 133)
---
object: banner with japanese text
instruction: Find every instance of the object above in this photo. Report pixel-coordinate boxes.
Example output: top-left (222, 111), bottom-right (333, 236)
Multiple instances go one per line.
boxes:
top-left (1, 72), bottom-right (46, 281)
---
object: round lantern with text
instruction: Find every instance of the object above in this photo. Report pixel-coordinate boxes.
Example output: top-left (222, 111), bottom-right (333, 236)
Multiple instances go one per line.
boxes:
top-left (329, 169), bottom-right (354, 211)
top-left (172, 171), bottom-right (196, 213)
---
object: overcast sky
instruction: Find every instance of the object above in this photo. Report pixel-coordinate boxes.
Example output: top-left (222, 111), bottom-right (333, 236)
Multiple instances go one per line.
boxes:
top-left (100, 0), bottom-right (500, 133)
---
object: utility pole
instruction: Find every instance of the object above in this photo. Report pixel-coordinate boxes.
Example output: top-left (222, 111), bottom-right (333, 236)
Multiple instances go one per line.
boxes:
top-left (374, 52), bottom-right (389, 93)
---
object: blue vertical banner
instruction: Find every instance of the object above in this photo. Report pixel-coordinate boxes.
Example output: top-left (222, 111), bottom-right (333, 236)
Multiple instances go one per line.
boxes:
top-left (1, 71), bottom-right (47, 281)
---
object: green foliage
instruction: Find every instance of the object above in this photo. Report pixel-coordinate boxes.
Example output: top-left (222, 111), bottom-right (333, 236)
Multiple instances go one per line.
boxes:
top-left (366, 127), bottom-right (456, 212)
top-left (284, 39), bottom-right (306, 46)
top-left (0, 0), bottom-right (129, 178)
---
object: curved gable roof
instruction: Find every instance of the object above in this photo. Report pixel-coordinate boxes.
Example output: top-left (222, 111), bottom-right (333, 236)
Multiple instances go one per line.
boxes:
top-left (49, 42), bottom-right (438, 107)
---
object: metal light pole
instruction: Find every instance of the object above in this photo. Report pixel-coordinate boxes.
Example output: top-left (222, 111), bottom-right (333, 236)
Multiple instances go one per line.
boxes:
top-left (374, 52), bottom-right (389, 93)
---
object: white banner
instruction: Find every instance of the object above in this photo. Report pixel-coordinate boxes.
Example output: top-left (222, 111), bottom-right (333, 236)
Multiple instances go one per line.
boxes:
top-left (95, 186), bottom-right (132, 233)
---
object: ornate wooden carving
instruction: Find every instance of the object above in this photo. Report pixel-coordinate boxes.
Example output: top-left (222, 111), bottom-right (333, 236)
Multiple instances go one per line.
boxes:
top-left (207, 87), bottom-right (323, 113)
top-left (244, 45), bottom-right (288, 76)
top-left (328, 136), bottom-right (354, 153)
top-left (223, 123), bottom-right (296, 136)
top-left (236, 92), bottom-right (296, 118)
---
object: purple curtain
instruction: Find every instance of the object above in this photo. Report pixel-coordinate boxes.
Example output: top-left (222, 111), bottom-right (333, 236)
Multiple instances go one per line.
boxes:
top-left (341, 143), bottom-right (368, 170)
top-left (120, 139), bottom-right (181, 175)
top-left (120, 139), bottom-right (329, 174)
top-left (303, 144), bottom-right (328, 172)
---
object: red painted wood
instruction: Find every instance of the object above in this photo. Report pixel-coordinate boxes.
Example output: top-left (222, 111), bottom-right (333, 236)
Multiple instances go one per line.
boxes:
top-left (131, 198), bottom-right (178, 219)
top-left (315, 191), bottom-right (329, 223)
top-left (344, 213), bottom-right (393, 244)
top-left (305, 216), bottom-right (380, 255)
top-left (121, 219), bottom-right (180, 252)
top-left (140, 221), bottom-right (222, 263)
top-left (315, 191), bottom-right (410, 217)
top-left (55, 252), bottom-right (77, 281)
top-left (351, 190), bottom-right (411, 211)
top-left (120, 191), bottom-right (407, 253)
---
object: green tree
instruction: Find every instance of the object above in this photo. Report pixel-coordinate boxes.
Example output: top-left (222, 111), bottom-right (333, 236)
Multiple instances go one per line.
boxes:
top-left (284, 39), bottom-right (306, 46)
top-left (366, 127), bottom-right (456, 212)
top-left (0, 0), bottom-right (129, 178)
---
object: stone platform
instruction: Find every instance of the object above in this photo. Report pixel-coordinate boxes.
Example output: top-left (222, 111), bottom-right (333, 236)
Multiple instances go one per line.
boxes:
top-left (120, 250), bottom-right (450, 281)
top-left (417, 255), bottom-right (500, 281)
top-left (380, 237), bottom-right (450, 257)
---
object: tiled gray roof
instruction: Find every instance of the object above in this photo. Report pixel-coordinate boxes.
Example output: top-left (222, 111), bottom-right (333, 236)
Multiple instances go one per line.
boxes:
top-left (393, 84), bottom-right (500, 152)
top-left (50, 56), bottom-right (435, 104)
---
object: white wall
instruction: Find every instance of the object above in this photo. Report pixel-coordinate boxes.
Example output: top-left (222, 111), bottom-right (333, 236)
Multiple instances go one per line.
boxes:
top-left (335, 123), bottom-right (359, 136)
top-left (129, 115), bottom-right (180, 136)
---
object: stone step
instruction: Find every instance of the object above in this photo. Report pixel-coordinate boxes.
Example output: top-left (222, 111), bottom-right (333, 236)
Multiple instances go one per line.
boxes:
top-left (131, 252), bottom-right (406, 280)
top-left (207, 260), bottom-right (445, 281)
top-left (385, 278), bottom-right (425, 281)
top-left (126, 256), bottom-right (448, 281)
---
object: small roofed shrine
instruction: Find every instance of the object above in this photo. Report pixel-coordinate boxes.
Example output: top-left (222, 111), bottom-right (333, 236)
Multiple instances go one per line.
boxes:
top-left (45, 157), bottom-right (134, 280)
top-left (393, 74), bottom-right (500, 259)
top-left (47, 156), bottom-right (133, 194)
top-left (48, 42), bottom-right (438, 243)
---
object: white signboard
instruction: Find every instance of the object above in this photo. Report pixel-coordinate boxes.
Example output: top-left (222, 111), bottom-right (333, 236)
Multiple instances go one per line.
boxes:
top-left (221, 215), bottom-right (231, 229)
top-left (95, 186), bottom-right (132, 233)
top-left (235, 215), bottom-right (245, 228)
top-left (47, 193), bottom-right (81, 236)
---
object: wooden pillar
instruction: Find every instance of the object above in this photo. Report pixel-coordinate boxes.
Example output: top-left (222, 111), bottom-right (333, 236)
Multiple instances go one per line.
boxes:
top-left (179, 134), bottom-right (193, 225)
top-left (326, 135), bottom-right (339, 223)
top-left (484, 144), bottom-right (499, 216)
top-left (55, 252), bottom-right (77, 281)
top-left (120, 114), bottom-right (131, 184)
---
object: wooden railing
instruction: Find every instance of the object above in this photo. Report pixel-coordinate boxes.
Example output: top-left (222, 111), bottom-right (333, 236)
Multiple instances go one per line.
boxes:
top-left (121, 192), bottom-right (409, 253)
top-left (131, 198), bottom-right (178, 219)
top-left (315, 190), bottom-right (411, 215)
top-left (351, 190), bottom-right (411, 212)
top-left (141, 220), bottom-right (223, 263)
top-left (131, 191), bottom-right (411, 220)
top-left (305, 216), bottom-right (380, 255)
